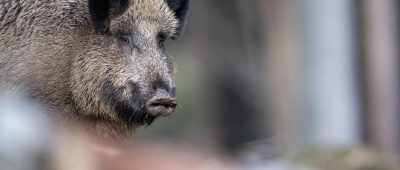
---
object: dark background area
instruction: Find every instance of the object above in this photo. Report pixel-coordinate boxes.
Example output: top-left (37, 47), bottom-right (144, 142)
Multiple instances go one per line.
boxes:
top-left (139, 0), bottom-right (400, 161)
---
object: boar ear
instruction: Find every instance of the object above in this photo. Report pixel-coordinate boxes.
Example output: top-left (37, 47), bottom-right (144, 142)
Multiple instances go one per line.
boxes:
top-left (88, 0), bottom-right (130, 32)
top-left (167, 0), bottom-right (190, 39)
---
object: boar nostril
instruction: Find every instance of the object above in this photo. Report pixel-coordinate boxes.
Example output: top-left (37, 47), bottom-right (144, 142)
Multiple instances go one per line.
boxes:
top-left (146, 89), bottom-right (177, 116)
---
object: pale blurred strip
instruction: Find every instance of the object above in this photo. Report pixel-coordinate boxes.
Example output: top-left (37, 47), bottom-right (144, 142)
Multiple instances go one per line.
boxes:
top-left (301, 0), bottom-right (361, 146)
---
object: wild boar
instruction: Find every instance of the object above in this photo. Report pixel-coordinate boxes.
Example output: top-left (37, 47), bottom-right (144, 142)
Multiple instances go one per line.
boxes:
top-left (0, 0), bottom-right (189, 141)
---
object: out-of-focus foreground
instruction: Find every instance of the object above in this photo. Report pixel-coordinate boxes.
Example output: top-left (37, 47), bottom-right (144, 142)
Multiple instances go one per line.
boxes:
top-left (1, 0), bottom-right (400, 169)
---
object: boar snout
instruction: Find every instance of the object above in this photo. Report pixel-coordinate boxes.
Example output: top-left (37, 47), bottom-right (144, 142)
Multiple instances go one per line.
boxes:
top-left (146, 88), bottom-right (177, 116)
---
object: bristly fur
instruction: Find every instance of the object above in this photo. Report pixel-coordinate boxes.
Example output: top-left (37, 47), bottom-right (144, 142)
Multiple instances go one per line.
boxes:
top-left (0, 0), bottom-right (189, 141)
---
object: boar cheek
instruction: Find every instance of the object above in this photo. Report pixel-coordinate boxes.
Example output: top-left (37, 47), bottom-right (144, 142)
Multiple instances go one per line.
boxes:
top-left (100, 80), bottom-right (156, 125)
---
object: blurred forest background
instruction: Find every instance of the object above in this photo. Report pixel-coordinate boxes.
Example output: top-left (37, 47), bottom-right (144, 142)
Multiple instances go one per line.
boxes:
top-left (139, 0), bottom-right (400, 163)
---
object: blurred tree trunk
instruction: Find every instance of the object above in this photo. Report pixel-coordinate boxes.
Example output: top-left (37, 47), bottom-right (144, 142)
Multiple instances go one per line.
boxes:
top-left (262, 0), bottom-right (361, 151)
top-left (359, 0), bottom-right (400, 160)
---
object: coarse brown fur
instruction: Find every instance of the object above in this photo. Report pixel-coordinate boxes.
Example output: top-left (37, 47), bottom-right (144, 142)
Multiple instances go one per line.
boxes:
top-left (0, 0), bottom-right (189, 141)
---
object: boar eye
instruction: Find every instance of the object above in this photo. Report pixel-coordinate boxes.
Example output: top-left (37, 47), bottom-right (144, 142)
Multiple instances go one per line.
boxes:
top-left (119, 36), bottom-right (131, 46)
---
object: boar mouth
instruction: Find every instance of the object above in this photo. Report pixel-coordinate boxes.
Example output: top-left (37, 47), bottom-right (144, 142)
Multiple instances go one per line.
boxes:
top-left (113, 102), bottom-right (156, 126)
top-left (101, 80), bottom-right (156, 126)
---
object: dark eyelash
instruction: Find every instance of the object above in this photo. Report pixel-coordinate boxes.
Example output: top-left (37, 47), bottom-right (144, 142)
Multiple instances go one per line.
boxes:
top-left (157, 32), bottom-right (167, 47)
top-left (115, 30), bottom-right (132, 37)
top-left (158, 32), bottom-right (167, 40)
